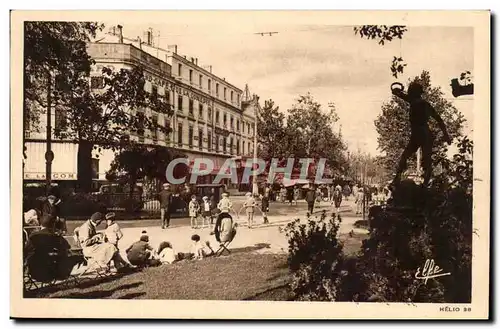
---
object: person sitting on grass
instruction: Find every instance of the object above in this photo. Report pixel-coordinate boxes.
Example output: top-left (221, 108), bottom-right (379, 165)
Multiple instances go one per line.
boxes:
top-left (157, 241), bottom-right (177, 265)
top-left (190, 234), bottom-right (214, 260)
top-left (125, 234), bottom-right (160, 268)
top-left (104, 212), bottom-right (123, 248)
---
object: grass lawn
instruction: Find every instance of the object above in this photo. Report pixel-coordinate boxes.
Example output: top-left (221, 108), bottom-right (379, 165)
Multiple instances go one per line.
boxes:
top-left (26, 228), bottom-right (368, 301)
top-left (30, 253), bottom-right (292, 301)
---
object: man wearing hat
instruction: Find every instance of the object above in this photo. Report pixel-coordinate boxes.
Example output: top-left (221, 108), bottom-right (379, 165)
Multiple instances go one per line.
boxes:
top-left (40, 194), bottom-right (66, 234)
top-left (125, 233), bottom-right (160, 268)
top-left (158, 183), bottom-right (173, 229)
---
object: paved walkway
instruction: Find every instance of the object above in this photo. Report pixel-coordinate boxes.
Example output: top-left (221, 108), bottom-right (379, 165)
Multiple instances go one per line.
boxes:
top-left (112, 199), bottom-right (368, 260)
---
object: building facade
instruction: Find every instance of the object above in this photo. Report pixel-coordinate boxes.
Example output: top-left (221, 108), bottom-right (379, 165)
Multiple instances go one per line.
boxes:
top-left (23, 25), bottom-right (259, 188)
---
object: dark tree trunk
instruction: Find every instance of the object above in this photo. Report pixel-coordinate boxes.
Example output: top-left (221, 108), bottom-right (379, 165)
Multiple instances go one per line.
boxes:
top-left (77, 140), bottom-right (94, 192)
top-left (129, 174), bottom-right (137, 199)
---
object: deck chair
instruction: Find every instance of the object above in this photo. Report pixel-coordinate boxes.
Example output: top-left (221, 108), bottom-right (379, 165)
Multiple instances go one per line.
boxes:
top-left (73, 228), bottom-right (112, 279)
top-left (215, 225), bottom-right (237, 257)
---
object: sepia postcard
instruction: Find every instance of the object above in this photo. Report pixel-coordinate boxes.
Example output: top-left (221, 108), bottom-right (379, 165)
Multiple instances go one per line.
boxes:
top-left (10, 10), bottom-right (490, 319)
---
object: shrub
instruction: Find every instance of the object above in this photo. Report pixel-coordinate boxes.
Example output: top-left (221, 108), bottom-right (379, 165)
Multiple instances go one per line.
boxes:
top-left (339, 136), bottom-right (473, 303)
top-left (283, 212), bottom-right (345, 301)
top-left (283, 137), bottom-right (473, 303)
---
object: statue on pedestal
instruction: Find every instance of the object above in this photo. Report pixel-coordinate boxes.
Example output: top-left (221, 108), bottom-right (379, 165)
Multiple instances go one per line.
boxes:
top-left (390, 82), bottom-right (452, 188)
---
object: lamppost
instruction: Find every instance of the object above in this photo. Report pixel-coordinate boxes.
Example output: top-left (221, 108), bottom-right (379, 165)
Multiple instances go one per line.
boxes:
top-left (45, 70), bottom-right (54, 196)
top-left (252, 95), bottom-right (259, 195)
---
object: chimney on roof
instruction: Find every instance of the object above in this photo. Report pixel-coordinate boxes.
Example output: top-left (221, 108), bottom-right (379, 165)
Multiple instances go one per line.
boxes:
top-left (137, 36), bottom-right (142, 49)
top-left (195, 58), bottom-right (198, 65)
top-left (183, 55), bottom-right (187, 59)
top-left (146, 29), bottom-right (153, 46)
top-left (190, 57), bottom-right (195, 63)
top-left (167, 45), bottom-right (178, 54)
top-left (202, 65), bottom-right (212, 73)
top-left (117, 25), bottom-right (123, 44)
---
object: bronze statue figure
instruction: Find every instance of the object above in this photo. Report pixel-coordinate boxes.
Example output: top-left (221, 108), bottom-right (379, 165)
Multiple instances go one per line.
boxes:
top-left (390, 82), bottom-right (452, 187)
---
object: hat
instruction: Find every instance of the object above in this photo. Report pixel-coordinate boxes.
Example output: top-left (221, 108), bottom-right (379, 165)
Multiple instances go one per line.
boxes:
top-left (90, 212), bottom-right (104, 222)
top-left (245, 192), bottom-right (252, 197)
top-left (140, 235), bottom-right (149, 242)
top-left (141, 230), bottom-right (147, 234)
top-left (163, 183), bottom-right (170, 187)
top-left (202, 196), bottom-right (208, 200)
top-left (105, 212), bottom-right (116, 220)
top-left (47, 195), bottom-right (57, 201)
top-left (222, 192), bottom-right (229, 197)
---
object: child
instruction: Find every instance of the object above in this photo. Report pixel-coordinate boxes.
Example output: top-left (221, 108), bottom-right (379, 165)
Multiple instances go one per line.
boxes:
top-left (243, 192), bottom-right (256, 229)
top-left (201, 196), bottom-right (212, 229)
top-left (191, 234), bottom-right (214, 260)
top-left (126, 234), bottom-right (160, 268)
top-left (104, 212), bottom-right (123, 248)
top-left (293, 187), bottom-right (299, 206)
top-left (188, 195), bottom-right (200, 229)
top-left (157, 241), bottom-right (176, 265)
top-left (217, 193), bottom-right (233, 214)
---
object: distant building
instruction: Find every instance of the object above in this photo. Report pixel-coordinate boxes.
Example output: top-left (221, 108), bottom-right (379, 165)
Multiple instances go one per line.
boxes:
top-left (23, 25), bottom-right (259, 188)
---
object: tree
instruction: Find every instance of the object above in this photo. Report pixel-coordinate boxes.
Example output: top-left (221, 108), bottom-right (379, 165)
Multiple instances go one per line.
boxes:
top-left (257, 99), bottom-right (288, 160)
top-left (24, 21), bottom-right (103, 132)
top-left (24, 22), bottom-right (173, 191)
top-left (286, 93), bottom-right (347, 177)
top-left (354, 25), bottom-right (408, 78)
top-left (54, 64), bottom-right (172, 191)
top-left (107, 145), bottom-right (186, 198)
top-left (374, 71), bottom-right (465, 175)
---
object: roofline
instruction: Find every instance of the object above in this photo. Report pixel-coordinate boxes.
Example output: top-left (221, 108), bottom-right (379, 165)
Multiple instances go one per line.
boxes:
top-left (168, 52), bottom-right (243, 93)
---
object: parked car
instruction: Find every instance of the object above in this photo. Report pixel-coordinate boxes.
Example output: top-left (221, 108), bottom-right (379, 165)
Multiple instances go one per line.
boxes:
top-left (92, 184), bottom-right (144, 212)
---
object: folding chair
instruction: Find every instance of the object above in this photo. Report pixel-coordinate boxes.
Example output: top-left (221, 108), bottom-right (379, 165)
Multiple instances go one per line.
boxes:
top-left (215, 226), bottom-right (237, 257)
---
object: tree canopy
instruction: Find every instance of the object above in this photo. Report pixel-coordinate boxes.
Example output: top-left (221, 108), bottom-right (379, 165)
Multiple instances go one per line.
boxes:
top-left (24, 21), bottom-right (103, 132)
top-left (24, 21), bottom-right (174, 191)
top-left (257, 93), bottom-right (348, 179)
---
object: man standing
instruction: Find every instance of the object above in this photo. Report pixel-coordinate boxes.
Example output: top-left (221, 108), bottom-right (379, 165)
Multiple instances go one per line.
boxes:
top-left (158, 183), bottom-right (173, 229)
top-left (305, 187), bottom-right (316, 215)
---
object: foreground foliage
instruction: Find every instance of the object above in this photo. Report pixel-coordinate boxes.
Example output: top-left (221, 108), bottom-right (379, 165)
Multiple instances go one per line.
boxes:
top-left (285, 138), bottom-right (472, 302)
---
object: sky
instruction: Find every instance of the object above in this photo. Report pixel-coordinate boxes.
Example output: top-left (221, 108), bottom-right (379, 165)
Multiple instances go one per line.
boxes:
top-left (102, 21), bottom-right (474, 156)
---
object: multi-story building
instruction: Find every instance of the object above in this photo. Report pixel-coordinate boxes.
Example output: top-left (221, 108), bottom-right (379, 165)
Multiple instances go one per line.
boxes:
top-left (23, 25), bottom-right (259, 188)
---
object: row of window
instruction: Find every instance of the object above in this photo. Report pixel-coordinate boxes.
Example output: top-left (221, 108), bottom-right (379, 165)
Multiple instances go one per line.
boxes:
top-left (90, 76), bottom-right (253, 136)
top-left (177, 63), bottom-right (240, 105)
top-left (176, 123), bottom-right (253, 154)
top-left (177, 96), bottom-right (254, 135)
